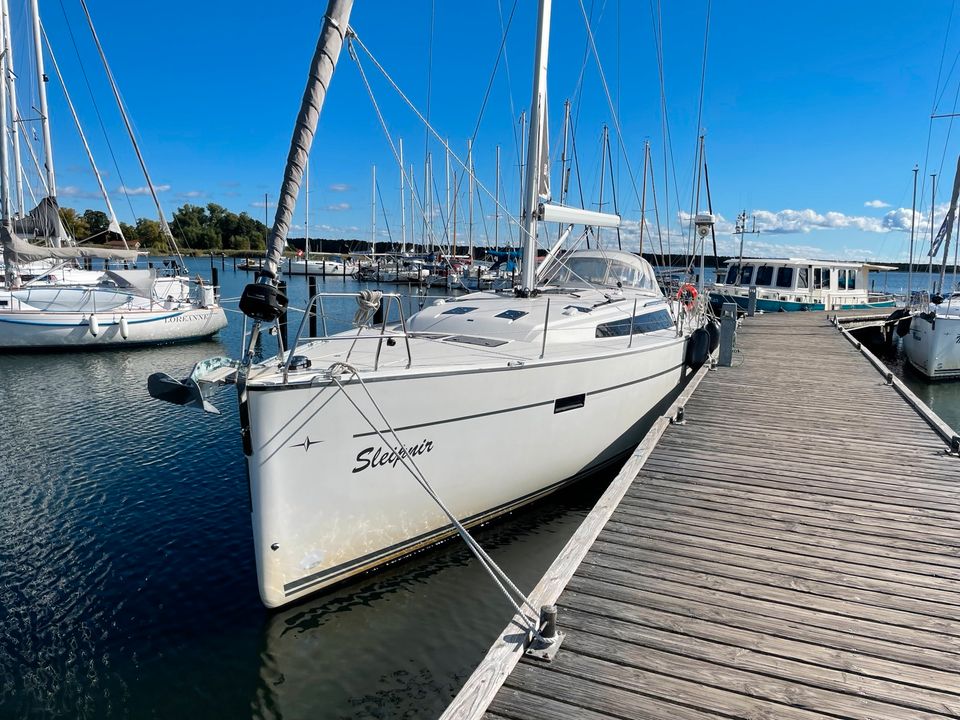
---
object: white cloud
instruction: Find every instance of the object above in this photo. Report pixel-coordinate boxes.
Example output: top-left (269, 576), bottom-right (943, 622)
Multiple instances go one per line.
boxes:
top-left (325, 202), bottom-right (350, 212)
top-left (251, 199), bottom-right (275, 209)
top-left (59, 185), bottom-right (102, 200)
top-left (177, 190), bottom-right (206, 199)
top-left (864, 199), bottom-right (891, 208)
top-left (117, 184), bottom-right (170, 196)
top-left (328, 183), bottom-right (350, 192)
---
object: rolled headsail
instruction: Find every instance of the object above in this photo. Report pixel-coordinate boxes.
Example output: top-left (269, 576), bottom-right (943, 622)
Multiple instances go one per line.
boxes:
top-left (260, 0), bottom-right (354, 284)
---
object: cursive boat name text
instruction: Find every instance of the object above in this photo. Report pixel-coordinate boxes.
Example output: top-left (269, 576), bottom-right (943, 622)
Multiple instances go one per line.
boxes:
top-left (353, 439), bottom-right (434, 473)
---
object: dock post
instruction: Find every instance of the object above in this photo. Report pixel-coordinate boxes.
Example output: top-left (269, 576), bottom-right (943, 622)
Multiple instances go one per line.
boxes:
top-left (308, 276), bottom-right (318, 337)
top-left (211, 267), bottom-right (219, 298)
top-left (718, 302), bottom-right (737, 367)
top-left (747, 286), bottom-right (757, 316)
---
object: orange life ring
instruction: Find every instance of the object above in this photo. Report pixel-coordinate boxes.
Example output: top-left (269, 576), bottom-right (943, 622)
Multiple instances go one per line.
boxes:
top-left (677, 283), bottom-right (698, 311)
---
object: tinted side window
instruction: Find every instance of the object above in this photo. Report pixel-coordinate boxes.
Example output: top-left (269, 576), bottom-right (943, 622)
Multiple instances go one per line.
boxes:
top-left (596, 309), bottom-right (673, 338)
top-left (741, 265), bottom-right (754, 284)
top-left (755, 266), bottom-right (773, 286)
top-left (797, 268), bottom-right (809, 289)
top-left (848, 270), bottom-right (857, 289)
top-left (725, 265), bottom-right (739, 284)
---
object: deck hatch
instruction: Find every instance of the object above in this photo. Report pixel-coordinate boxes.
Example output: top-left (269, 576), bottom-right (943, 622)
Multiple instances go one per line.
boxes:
top-left (495, 309), bottom-right (528, 320)
top-left (554, 393), bottom-right (585, 413)
top-left (441, 306), bottom-right (478, 315)
top-left (443, 335), bottom-right (508, 347)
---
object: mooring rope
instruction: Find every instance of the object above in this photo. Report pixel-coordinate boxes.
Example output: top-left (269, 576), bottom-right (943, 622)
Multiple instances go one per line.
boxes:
top-left (327, 361), bottom-right (544, 639)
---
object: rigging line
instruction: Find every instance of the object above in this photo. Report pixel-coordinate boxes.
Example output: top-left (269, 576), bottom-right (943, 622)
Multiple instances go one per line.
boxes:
top-left (347, 32), bottom-right (532, 245)
top-left (347, 39), bottom-right (441, 250)
top-left (496, 0), bottom-right (521, 165)
top-left (650, 0), bottom-right (671, 268)
top-left (686, 0), bottom-right (711, 254)
top-left (422, 0), bottom-right (434, 181)
top-left (374, 179), bottom-right (394, 244)
top-left (933, 0), bottom-right (958, 113)
top-left (647, 143), bottom-right (669, 272)
top-left (468, 0), bottom-right (518, 144)
top-left (56, 0), bottom-right (136, 223)
top-left (575, 0), bottom-right (659, 266)
top-left (604, 123), bottom-right (621, 250)
top-left (40, 22), bottom-right (127, 248)
top-left (329, 367), bottom-right (543, 631)
top-left (77, 0), bottom-right (185, 263)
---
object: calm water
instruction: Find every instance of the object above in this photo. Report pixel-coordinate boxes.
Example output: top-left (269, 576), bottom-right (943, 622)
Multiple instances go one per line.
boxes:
top-left (0, 259), bottom-right (613, 720)
top-left (1, 260), bottom-right (956, 720)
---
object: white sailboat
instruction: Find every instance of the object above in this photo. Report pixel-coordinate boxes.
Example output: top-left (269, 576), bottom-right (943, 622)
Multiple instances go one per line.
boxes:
top-left (903, 155), bottom-right (960, 380)
top-left (0, 0), bottom-right (227, 349)
top-left (150, 0), bottom-right (712, 608)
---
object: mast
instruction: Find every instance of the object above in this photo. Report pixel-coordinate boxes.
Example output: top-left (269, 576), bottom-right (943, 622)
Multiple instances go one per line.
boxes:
top-left (519, 0), bottom-right (552, 293)
top-left (467, 138), bottom-right (473, 262)
top-left (409, 162), bottom-right (415, 252)
top-left (424, 153), bottom-right (431, 253)
top-left (2, 0), bottom-right (22, 217)
top-left (29, 0), bottom-right (56, 208)
top-left (0, 2), bottom-right (10, 227)
top-left (908, 164), bottom-right (917, 303)
top-left (639, 141), bottom-right (649, 257)
top-left (937, 154), bottom-right (960, 293)
top-left (597, 125), bottom-right (607, 248)
top-left (444, 141), bottom-right (451, 253)
top-left (399, 137), bottom-right (406, 254)
top-left (495, 144), bottom-right (500, 251)
top-left (930, 173), bottom-right (937, 288)
top-left (370, 164), bottom-right (376, 254)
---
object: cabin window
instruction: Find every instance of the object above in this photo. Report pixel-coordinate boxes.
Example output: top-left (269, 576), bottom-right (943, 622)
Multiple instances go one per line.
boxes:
top-left (755, 265), bottom-right (773, 286)
top-left (441, 306), bottom-right (478, 315)
top-left (595, 309), bottom-right (673, 338)
top-left (740, 265), bottom-right (754, 285)
top-left (848, 270), bottom-right (857, 290)
top-left (797, 268), bottom-right (809, 289)
top-left (725, 265), bottom-right (739, 284)
top-left (813, 268), bottom-right (829, 289)
top-left (837, 270), bottom-right (848, 290)
top-left (775, 267), bottom-right (794, 288)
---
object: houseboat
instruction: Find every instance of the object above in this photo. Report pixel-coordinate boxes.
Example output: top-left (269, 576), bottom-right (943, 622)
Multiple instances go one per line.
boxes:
top-left (710, 258), bottom-right (897, 312)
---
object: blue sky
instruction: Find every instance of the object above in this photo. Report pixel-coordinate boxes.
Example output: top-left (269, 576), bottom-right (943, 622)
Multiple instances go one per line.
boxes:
top-left (19, 0), bottom-right (960, 261)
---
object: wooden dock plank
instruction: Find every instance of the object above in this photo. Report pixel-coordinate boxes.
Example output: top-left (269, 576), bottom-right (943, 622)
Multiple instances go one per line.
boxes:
top-left (444, 311), bottom-right (960, 720)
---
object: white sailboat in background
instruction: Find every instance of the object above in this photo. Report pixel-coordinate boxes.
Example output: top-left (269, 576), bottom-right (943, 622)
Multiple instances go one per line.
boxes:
top-left (150, 0), bottom-right (715, 607)
top-left (0, 0), bottom-right (226, 349)
top-left (902, 155), bottom-right (960, 380)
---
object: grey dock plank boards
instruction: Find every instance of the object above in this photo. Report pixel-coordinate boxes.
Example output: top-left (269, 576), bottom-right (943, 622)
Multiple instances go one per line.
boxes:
top-left (445, 311), bottom-right (960, 719)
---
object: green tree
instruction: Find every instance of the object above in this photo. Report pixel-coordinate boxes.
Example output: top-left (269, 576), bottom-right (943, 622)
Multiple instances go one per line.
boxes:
top-left (61, 207), bottom-right (90, 241)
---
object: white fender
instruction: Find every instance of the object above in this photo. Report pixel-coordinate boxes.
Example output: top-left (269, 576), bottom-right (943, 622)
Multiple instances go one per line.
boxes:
top-left (88, 314), bottom-right (99, 337)
top-left (119, 316), bottom-right (129, 340)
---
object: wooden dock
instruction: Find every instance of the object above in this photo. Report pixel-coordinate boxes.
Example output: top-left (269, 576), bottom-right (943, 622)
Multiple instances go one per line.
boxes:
top-left (443, 310), bottom-right (960, 720)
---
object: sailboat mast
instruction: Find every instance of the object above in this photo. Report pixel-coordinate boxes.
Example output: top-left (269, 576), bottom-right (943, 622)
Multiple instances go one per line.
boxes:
top-left (409, 163), bottom-right (415, 252)
top-left (519, 0), bottom-right (552, 292)
top-left (0, 2), bottom-right (10, 227)
top-left (399, 137), bottom-right (406, 254)
top-left (908, 164), bottom-right (917, 302)
top-left (639, 141), bottom-right (649, 257)
top-left (495, 144), bottom-right (500, 251)
top-left (370, 164), bottom-right (376, 254)
top-left (930, 173), bottom-right (937, 288)
top-left (29, 0), bottom-right (56, 206)
top-left (2, 0), bottom-right (22, 217)
top-left (597, 125), bottom-right (607, 248)
top-left (467, 138), bottom-right (473, 262)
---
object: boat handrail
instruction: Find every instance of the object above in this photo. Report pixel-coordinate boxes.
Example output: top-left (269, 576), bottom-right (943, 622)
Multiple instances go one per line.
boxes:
top-left (283, 291), bottom-right (413, 381)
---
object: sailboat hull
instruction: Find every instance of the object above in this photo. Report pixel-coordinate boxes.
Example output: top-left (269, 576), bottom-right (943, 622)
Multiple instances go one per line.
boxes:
top-left (0, 305), bottom-right (228, 348)
top-left (245, 339), bottom-right (686, 607)
top-left (903, 312), bottom-right (960, 379)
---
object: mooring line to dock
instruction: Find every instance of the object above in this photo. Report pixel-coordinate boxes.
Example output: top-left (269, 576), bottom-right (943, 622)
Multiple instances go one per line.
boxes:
top-left (439, 359), bottom-right (714, 720)
top-left (328, 362), bottom-right (546, 640)
top-left (832, 317), bottom-right (960, 455)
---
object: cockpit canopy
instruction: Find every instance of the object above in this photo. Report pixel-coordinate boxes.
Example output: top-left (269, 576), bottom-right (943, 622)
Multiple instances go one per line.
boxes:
top-left (540, 250), bottom-right (660, 293)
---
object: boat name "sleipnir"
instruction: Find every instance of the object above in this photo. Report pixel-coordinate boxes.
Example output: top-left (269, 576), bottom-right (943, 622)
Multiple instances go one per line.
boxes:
top-left (353, 439), bottom-right (434, 474)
